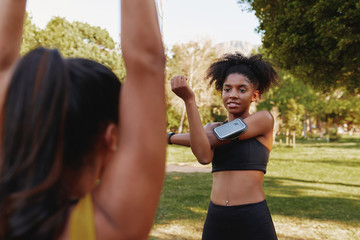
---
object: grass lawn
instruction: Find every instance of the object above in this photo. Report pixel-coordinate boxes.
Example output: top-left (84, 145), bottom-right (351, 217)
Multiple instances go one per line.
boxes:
top-left (150, 136), bottom-right (360, 240)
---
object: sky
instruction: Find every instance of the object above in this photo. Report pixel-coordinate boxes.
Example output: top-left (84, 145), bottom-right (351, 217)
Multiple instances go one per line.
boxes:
top-left (25, 0), bottom-right (262, 47)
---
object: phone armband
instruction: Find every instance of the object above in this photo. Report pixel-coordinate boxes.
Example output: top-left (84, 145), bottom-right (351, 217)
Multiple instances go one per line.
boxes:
top-left (212, 118), bottom-right (248, 140)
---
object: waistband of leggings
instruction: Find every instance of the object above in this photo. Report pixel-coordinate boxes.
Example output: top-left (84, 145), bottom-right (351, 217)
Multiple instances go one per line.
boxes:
top-left (209, 199), bottom-right (267, 209)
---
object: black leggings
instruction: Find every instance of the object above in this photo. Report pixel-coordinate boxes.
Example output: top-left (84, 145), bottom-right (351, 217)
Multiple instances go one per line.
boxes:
top-left (202, 200), bottom-right (277, 240)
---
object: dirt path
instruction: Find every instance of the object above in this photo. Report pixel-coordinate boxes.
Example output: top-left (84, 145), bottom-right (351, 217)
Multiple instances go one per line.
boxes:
top-left (166, 164), bottom-right (211, 173)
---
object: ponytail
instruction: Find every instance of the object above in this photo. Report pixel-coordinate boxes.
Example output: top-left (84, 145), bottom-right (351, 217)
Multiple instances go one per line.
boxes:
top-left (0, 48), bottom-right (70, 239)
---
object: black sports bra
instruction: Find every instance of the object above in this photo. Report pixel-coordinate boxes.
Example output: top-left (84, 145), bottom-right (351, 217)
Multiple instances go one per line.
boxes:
top-left (212, 138), bottom-right (269, 173)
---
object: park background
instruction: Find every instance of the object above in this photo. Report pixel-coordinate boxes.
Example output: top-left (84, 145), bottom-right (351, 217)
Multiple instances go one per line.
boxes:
top-left (23, 0), bottom-right (360, 239)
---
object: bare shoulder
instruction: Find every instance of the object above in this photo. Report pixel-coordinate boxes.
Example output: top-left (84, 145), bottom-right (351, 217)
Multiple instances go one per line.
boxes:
top-left (246, 110), bottom-right (274, 127)
top-left (253, 110), bottom-right (273, 119)
top-left (238, 110), bottom-right (274, 143)
top-left (258, 110), bottom-right (274, 123)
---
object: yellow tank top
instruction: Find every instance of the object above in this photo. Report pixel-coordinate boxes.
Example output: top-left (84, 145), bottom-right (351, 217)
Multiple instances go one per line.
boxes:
top-left (70, 193), bottom-right (96, 240)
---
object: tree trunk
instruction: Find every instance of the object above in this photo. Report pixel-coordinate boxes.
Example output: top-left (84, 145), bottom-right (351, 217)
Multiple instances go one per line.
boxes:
top-left (177, 53), bottom-right (195, 134)
top-left (317, 117), bottom-right (323, 138)
top-left (271, 107), bottom-right (280, 144)
top-left (178, 104), bottom-right (186, 133)
top-left (156, 0), bottom-right (164, 38)
top-left (292, 131), bottom-right (296, 148)
top-left (302, 114), bottom-right (307, 138)
top-left (286, 129), bottom-right (289, 145)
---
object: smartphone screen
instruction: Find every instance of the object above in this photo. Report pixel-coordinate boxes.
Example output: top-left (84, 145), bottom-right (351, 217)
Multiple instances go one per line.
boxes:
top-left (213, 118), bottom-right (247, 140)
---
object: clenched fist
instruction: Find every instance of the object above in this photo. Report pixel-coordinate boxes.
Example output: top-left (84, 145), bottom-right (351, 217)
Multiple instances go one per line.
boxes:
top-left (171, 75), bottom-right (195, 102)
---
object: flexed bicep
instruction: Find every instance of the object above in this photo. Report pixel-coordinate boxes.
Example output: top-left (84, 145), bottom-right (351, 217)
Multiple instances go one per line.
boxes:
top-left (239, 110), bottom-right (274, 150)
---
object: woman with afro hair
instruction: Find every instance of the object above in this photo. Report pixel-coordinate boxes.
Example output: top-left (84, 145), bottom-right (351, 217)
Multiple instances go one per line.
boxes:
top-left (169, 53), bottom-right (279, 239)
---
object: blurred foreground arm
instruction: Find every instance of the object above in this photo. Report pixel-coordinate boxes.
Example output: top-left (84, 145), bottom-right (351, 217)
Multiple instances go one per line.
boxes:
top-left (94, 0), bottom-right (166, 239)
top-left (0, 0), bottom-right (26, 114)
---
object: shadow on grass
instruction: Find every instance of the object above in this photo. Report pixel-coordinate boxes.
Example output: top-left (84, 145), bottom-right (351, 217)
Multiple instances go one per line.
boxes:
top-left (266, 176), bottom-right (360, 188)
top-left (294, 137), bottom-right (360, 149)
top-left (272, 157), bottom-right (360, 168)
top-left (264, 176), bottom-right (360, 224)
top-left (155, 172), bottom-right (360, 227)
top-left (302, 160), bottom-right (360, 168)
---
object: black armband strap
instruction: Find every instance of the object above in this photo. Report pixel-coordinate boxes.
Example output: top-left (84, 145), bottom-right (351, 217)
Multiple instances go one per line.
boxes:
top-left (212, 118), bottom-right (247, 140)
top-left (168, 132), bottom-right (175, 144)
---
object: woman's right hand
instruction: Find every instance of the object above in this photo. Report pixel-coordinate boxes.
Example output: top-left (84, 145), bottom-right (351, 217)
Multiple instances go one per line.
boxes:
top-left (171, 75), bottom-right (195, 102)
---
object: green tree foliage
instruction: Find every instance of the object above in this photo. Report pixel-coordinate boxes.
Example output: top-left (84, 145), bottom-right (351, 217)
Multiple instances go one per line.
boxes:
top-left (21, 13), bottom-right (40, 55)
top-left (258, 70), bottom-right (360, 142)
top-left (282, 98), bottom-right (305, 147)
top-left (238, 0), bottom-right (360, 92)
top-left (259, 73), bottom-right (317, 117)
top-left (258, 73), bottom-right (308, 146)
top-left (321, 88), bottom-right (360, 131)
top-left (21, 14), bottom-right (125, 81)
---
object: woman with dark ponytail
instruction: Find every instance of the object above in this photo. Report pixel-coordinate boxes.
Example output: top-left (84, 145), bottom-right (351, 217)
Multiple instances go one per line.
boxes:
top-left (0, 0), bottom-right (166, 239)
top-left (169, 53), bottom-right (279, 239)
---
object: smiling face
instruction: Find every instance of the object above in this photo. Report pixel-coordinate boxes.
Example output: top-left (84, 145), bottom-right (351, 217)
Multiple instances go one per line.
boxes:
top-left (222, 73), bottom-right (259, 120)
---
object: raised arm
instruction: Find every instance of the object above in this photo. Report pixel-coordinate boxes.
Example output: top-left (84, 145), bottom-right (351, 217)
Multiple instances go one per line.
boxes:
top-left (171, 76), bottom-right (213, 164)
top-left (93, 0), bottom-right (166, 239)
top-left (0, 0), bottom-right (26, 114)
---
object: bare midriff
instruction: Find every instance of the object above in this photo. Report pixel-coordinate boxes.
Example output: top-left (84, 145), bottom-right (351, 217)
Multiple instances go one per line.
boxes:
top-left (211, 170), bottom-right (265, 206)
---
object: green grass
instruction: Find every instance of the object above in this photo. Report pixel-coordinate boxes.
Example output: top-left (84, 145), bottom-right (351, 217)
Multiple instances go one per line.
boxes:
top-left (150, 136), bottom-right (360, 240)
top-left (166, 145), bottom-right (201, 165)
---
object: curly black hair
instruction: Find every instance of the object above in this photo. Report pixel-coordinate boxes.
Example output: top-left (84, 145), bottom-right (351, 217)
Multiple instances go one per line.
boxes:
top-left (206, 52), bottom-right (279, 95)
